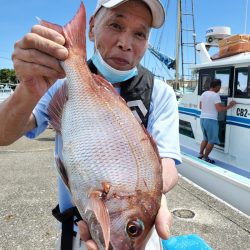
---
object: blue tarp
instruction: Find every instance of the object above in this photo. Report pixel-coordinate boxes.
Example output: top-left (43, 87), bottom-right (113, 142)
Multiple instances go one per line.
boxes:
top-left (162, 234), bottom-right (213, 250)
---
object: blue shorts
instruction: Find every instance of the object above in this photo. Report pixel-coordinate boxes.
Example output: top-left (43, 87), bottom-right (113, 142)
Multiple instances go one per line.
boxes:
top-left (200, 118), bottom-right (220, 144)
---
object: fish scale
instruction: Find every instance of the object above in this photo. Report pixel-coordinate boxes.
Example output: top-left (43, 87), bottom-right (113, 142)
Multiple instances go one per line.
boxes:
top-left (43, 2), bottom-right (163, 249)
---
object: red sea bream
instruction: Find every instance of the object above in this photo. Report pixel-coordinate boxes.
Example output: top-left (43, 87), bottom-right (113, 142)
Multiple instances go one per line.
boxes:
top-left (41, 2), bottom-right (163, 250)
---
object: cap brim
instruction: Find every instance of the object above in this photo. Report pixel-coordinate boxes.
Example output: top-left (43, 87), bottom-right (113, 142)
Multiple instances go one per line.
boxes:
top-left (102, 0), bottom-right (165, 28)
top-left (144, 0), bottom-right (165, 28)
top-left (102, 0), bottom-right (128, 8)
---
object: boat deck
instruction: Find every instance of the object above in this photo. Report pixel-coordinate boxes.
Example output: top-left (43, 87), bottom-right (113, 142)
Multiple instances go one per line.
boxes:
top-left (179, 145), bottom-right (250, 216)
top-left (181, 145), bottom-right (250, 179)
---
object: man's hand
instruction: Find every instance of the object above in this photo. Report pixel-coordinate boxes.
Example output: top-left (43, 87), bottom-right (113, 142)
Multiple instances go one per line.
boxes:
top-left (155, 158), bottom-right (178, 239)
top-left (0, 24), bottom-right (70, 146)
top-left (12, 24), bottom-right (68, 99)
top-left (155, 195), bottom-right (172, 239)
top-left (77, 220), bottom-right (98, 250)
top-left (228, 100), bottom-right (236, 108)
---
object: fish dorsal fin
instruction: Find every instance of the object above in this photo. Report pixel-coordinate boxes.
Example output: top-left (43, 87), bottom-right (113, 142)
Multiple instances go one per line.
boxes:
top-left (92, 74), bottom-right (116, 92)
top-left (48, 82), bottom-right (68, 133)
top-left (88, 191), bottom-right (110, 250)
top-left (92, 73), bottom-right (127, 105)
top-left (55, 155), bottom-right (70, 191)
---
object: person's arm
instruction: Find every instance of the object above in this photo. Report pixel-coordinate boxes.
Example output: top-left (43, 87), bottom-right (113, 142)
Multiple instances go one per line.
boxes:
top-left (154, 157), bottom-right (178, 239)
top-left (0, 25), bottom-right (68, 146)
top-left (215, 100), bottom-right (236, 112)
top-left (0, 86), bottom-right (38, 145)
top-left (147, 80), bottom-right (181, 239)
top-left (161, 158), bottom-right (178, 192)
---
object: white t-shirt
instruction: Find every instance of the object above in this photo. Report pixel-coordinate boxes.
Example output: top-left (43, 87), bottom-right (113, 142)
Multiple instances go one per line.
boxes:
top-left (200, 90), bottom-right (221, 120)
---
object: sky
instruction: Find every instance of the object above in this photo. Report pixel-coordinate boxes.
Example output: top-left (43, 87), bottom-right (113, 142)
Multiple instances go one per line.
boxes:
top-left (0, 0), bottom-right (249, 79)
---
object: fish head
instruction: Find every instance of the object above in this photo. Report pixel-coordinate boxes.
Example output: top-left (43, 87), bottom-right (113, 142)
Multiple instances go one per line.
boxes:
top-left (106, 190), bottom-right (161, 250)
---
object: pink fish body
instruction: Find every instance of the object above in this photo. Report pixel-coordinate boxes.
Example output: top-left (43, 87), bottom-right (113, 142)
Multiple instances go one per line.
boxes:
top-left (42, 2), bottom-right (162, 250)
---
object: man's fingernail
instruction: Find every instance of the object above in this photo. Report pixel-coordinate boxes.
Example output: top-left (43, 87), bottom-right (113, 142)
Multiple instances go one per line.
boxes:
top-left (55, 35), bottom-right (65, 45)
top-left (57, 47), bottom-right (68, 60)
top-left (165, 224), bottom-right (171, 236)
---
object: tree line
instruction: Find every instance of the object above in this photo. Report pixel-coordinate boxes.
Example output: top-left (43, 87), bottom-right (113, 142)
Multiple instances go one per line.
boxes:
top-left (0, 69), bottom-right (18, 84)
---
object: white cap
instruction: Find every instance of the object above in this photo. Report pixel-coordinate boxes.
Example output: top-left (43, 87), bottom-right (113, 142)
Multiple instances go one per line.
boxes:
top-left (93, 0), bottom-right (165, 28)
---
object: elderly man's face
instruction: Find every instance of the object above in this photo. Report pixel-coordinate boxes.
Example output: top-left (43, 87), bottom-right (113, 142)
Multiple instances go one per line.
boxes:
top-left (89, 1), bottom-right (152, 71)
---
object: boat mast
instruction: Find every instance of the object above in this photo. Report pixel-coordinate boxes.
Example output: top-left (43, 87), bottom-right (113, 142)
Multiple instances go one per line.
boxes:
top-left (244, 0), bottom-right (249, 33)
top-left (175, 0), bottom-right (181, 90)
top-left (176, 0), bottom-right (197, 91)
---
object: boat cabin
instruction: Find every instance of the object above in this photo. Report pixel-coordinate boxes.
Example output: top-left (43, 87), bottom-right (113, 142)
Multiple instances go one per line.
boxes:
top-left (179, 27), bottom-right (250, 174)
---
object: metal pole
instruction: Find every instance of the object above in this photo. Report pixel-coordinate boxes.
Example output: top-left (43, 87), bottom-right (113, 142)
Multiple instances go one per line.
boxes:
top-left (244, 0), bottom-right (249, 33)
top-left (175, 0), bottom-right (181, 90)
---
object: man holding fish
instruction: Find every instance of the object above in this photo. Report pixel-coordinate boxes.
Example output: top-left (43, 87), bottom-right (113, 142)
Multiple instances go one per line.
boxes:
top-left (0, 0), bottom-right (181, 249)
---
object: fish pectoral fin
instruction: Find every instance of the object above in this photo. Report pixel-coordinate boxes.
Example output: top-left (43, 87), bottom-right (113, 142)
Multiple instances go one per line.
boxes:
top-left (55, 155), bottom-right (70, 191)
top-left (48, 82), bottom-right (68, 133)
top-left (88, 191), bottom-right (110, 250)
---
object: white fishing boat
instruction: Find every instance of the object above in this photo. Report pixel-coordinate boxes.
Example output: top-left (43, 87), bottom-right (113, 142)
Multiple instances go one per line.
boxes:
top-left (0, 84), bottom-right (13, 102)
top-left (178, 27), bottom-right (250, 216)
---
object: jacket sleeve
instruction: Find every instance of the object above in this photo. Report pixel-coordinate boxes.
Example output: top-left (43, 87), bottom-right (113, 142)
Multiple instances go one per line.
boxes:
top-left (147, 79), bottom-right (182, 164)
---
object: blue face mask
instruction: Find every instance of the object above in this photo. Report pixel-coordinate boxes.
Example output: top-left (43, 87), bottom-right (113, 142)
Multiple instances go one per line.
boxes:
top-left (91, 49), bottom-right (138, 84)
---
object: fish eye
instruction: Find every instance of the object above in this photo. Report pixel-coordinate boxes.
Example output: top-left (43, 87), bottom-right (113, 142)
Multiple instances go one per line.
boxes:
top-left (126, 219), bottom-right (144, 238)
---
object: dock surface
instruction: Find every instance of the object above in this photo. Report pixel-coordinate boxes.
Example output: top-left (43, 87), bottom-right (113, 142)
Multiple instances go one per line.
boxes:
top-left (0, 129), bottom-right (249, 250)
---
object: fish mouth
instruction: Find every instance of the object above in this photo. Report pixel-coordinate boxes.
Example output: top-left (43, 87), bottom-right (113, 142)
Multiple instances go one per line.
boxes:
top-left (108, 244), bottom-right (113, 250)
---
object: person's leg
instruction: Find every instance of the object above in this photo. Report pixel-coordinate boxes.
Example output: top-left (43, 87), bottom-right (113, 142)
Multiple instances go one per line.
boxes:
top-left (199, 140), bottom-right (208, 158)
top-left (199, 119), bottom-right (208, 158)
top-left (204, 143), bottom-right (214, 159)
top-left (203, 119), bottom-right (218, 163)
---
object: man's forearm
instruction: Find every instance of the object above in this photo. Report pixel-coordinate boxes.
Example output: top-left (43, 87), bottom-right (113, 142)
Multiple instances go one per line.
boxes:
top-left (161, 158), bottom-right (179, 193)
top-left (0, 84), bottom-right (38, 145)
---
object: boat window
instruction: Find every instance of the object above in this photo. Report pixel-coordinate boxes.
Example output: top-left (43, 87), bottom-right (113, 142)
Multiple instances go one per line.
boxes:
top-left (179, 119), bottom-right (194, 138)
top-left (234, 68), bottom-right (249, 98)
top-left (198, 69), bottom-right (214, 95)
top-left (201, 75), bottom-right (212, 92)
top-left (215, 68), bottom-right (231, 96)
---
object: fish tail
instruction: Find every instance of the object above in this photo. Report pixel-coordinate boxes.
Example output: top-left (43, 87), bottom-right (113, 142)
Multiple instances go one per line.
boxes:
top-left (63, 2), bottom-right (86, 59)
top-left (39, 2), bottom-right (86, 59)
top-left (38, 17), bottom-right (64, 35)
